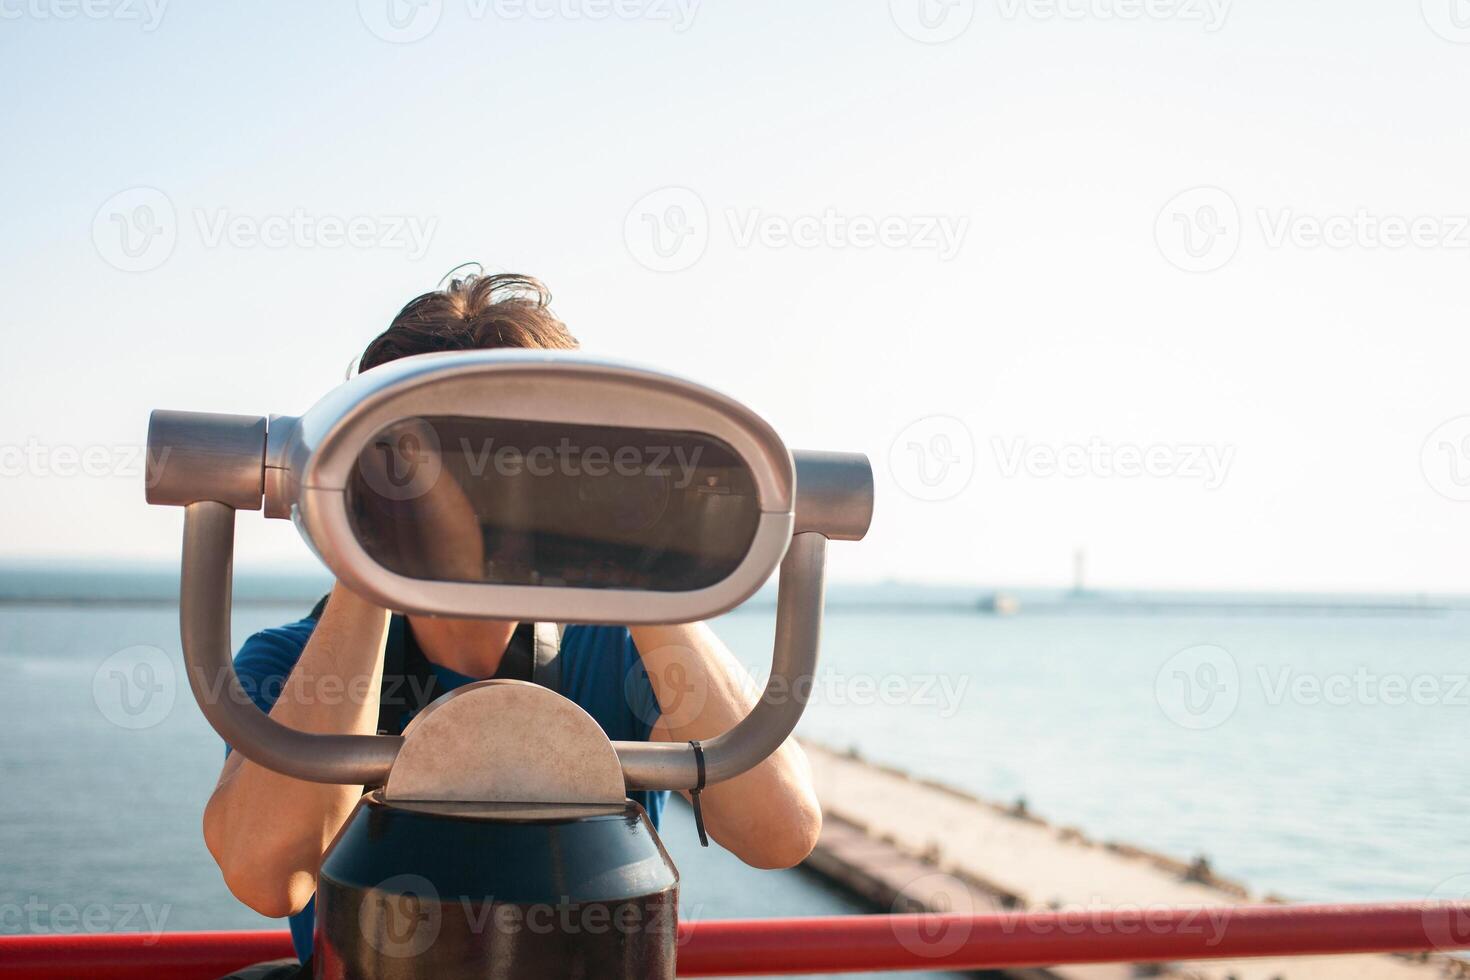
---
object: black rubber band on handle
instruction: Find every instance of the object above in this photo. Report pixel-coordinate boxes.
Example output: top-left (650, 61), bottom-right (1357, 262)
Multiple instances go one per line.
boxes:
top-left (689, 739), bottom-right (709, 847)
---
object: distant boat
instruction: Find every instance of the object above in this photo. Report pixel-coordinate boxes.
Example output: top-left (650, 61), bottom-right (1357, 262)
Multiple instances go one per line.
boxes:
top-left (978, 592), bottom-right (1021, 615)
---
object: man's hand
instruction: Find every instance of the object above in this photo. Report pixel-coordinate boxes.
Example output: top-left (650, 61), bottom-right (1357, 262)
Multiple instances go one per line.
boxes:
top-left (631, 623), bottom-right (822, 869)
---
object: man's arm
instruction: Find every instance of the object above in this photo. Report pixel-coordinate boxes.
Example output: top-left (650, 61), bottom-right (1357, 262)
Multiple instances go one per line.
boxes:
top-left (202, 583), bottom-right (390, 918)
top-left (631, 623), bottom-right (822, 869)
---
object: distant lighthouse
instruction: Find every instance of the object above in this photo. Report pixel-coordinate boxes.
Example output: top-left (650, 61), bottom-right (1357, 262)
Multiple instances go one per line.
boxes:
top-left (1072, 548), bottom-right (1086, 596)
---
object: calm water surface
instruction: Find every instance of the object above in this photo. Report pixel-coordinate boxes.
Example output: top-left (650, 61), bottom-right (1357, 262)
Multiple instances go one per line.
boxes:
top-left (716, 608), bottom-right (1468, 903)
top-left (1, 599), bottom-right (1465, 974)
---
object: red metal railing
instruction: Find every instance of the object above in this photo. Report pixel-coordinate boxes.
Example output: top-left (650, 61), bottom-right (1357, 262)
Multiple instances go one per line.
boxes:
top-left (677, 903), bottom-right (1470, 975)
top-left (1, 903), bottom-right (1466, 978)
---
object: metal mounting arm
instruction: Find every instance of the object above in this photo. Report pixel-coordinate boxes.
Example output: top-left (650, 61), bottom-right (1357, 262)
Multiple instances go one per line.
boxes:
top-left (181, 501), bottom-right (403, 785)
top-left (615, 531), bottom-right (827, 791)
top-left (181, 503), bottom-right (839, 793)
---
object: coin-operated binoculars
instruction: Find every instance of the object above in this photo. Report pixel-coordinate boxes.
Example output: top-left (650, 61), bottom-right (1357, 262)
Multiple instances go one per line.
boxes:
top-left (145, 351), bottom-right (873, 979)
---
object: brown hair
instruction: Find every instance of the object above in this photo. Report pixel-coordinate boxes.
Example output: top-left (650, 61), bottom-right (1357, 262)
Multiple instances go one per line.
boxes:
top-left (359, 271), bottom-right (578, 373)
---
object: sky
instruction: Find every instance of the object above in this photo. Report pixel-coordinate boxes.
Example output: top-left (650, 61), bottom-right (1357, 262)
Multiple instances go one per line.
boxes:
top-left (2, 0), bottom-right (1470, 593)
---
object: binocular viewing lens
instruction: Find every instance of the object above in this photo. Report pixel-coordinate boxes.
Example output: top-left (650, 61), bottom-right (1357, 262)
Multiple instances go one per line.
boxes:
top-left (346, 416), bottom-right (762, 592)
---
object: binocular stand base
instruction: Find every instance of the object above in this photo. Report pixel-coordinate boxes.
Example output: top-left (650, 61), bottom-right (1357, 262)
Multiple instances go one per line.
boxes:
top-left (314, 793), bottom-right (679, 980)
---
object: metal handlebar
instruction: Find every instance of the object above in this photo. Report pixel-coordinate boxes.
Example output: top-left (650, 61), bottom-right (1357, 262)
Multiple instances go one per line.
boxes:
top-left (174, 450), bottom-right (870, 791)
top-left (181, 501), bottom-right (402, 784)
top-left (615, 532), bottom-right (827, 790)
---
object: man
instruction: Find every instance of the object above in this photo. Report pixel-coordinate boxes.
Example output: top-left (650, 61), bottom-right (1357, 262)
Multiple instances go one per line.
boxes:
top-left (203, 272), bottom-right (822, 969)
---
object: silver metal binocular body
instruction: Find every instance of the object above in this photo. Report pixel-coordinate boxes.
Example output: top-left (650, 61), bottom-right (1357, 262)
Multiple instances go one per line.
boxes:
top-left (147, 351), bottom-right (872, 799)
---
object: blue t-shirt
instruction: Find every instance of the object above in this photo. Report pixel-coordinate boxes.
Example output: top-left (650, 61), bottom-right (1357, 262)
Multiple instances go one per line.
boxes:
top-left (228, 617), bottom-right (667, 963)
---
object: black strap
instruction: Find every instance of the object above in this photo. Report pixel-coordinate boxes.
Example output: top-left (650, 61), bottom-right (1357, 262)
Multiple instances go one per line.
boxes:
top-left (492, 622), bottom-right (537, 687)
top-left (376, 614), bottom-right (434, 737)
top-left (377, 619), bottom-right (542, 736)
top-left (689, 740), bottom-right (709, 847)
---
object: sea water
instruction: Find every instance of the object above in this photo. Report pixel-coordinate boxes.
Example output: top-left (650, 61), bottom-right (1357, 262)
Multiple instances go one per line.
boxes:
top-left (1, 587), bottom-right (1465, 976)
